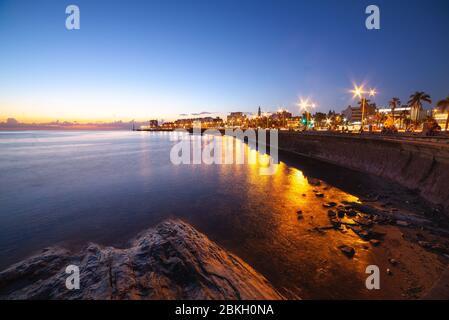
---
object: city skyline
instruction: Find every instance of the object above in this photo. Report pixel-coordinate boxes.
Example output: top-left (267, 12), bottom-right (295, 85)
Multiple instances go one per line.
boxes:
top-left (1, 0), bottom-right (449, 123)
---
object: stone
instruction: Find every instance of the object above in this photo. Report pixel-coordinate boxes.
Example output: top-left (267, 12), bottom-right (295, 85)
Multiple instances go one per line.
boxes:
top-left (369, 239), bottom-right (381, 246)
top-left (0, 219), bottom-right (284, 300)
top-left (396, 220), bottom-right (409, 227)
top-left (330, 218), bottom-right (341, 227)
top-left (389, 258), bottom-right (398, 265)
top-left (357, 230), bottom-right (371, 240)
top-left (338, 245), bottom-right (355, 258)
top-left (354, 216), bottom-right (373, 227)
top-left (327, 210), bottom-right (337, 218)
top-left (315, 192), bottom-right (325, 198)
top-left (347, 210), bottom-right (358, 217)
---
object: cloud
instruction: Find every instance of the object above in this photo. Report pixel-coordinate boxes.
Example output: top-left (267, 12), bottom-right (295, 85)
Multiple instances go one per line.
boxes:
top-left (189, 111), bottom-right (214, 116)
top-left (179, 112), bottom-right (214, 117)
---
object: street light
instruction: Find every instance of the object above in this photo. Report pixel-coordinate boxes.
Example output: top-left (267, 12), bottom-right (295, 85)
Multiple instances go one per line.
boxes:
top-left (350, 84), bottom-right (376, 132)
top-left (298, 98), bottom-right (316, 129)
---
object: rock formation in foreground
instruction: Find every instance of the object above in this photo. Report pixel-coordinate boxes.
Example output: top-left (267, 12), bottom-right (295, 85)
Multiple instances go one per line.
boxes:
top-left (0, 219), bottom-right (284, 300)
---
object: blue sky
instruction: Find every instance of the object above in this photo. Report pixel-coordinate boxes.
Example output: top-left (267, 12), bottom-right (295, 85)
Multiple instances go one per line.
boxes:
top-left (0, 0), bottom-right (448, 122)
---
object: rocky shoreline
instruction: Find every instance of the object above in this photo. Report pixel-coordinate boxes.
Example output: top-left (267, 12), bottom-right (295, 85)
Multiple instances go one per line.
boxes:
top-left (0, 220), bottom-right (284, 300)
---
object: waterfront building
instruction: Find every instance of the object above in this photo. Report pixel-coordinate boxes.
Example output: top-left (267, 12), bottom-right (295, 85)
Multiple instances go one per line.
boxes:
top-left (174, 117), bottom-right (223, 129)
top-left (433, 110), bottom-right (448, 130)
top-left (161, 122), bottom-right (175, 129)
top-left (378, 106), bottom-right (411, 115)
top-left (226, 112), bottom-right (247, 127)
top-left (139, 119), bottom-right (159, 130)
top-left (270, 110), bottom-right (292, 121)
top-left (286, 116), bottom-right (301, 129)
top-left (342, 105), bottom-right (376, 124)
top-left (270, 110), bottom-right (292, 128)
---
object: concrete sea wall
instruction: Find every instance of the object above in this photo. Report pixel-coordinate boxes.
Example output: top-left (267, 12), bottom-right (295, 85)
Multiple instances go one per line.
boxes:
top-left (276, 132), bottom-right (449, 214)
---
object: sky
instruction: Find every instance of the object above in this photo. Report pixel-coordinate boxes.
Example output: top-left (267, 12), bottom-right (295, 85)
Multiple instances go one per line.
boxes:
top-left (0, 0), bottom-right (448, 123)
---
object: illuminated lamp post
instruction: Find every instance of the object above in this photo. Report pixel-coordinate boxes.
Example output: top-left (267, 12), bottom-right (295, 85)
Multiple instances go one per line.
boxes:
top-left (298, 99), bottom-right (316, 130)
top-left (351, 85), bottom-right (376, 132)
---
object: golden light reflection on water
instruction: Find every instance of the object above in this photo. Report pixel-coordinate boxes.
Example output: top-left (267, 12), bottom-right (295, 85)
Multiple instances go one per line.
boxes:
top-left (209, 135), bottom-right (374, 297)
top-left (164, 133), bottom-right (379, 297)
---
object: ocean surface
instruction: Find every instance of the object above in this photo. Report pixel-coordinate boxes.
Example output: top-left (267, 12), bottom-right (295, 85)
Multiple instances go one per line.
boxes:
top-left (0, 130), bottom-right (423, 298)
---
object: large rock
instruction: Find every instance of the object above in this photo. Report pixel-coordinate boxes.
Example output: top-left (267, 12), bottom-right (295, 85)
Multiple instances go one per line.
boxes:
top-left (0, 220), bottom-right (284, 300)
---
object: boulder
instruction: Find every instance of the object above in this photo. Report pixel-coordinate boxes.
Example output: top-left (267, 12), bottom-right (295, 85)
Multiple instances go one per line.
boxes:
top-left (0, 220), bottom-right (284, 300)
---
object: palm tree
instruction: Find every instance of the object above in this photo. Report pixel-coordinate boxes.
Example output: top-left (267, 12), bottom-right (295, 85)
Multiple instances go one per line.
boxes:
top-left (389, 97), bottom-right (400, 125)
top-left (398, 109), bottom-right (408, 129)
top-left (437, 96), bottom-right (449, 131)
top-left (408, 92), bottom-right (432, 124)
top-left (403, 118), bottom-right (412, 131)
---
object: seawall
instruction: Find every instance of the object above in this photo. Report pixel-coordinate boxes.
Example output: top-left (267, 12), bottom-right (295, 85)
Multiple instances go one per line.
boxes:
top-left (277, 132), bottom-right (449, 214)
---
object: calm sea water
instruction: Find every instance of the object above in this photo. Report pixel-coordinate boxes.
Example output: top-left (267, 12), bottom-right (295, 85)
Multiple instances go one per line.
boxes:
top-left (0, 130), bottom-right (425, 298)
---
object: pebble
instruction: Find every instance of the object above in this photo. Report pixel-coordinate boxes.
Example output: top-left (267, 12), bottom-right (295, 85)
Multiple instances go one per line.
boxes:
top-left (322, 202), bottom-right (337, 208)
top-left (338, 245), bottom-right (355, 258)
top-left (389, 258), bottom-right (398, 265)
top-left (396, 220), bottom-right (409, 227)
top-left (347, 210), bottom-right (358, 217)
top-left (328, 210), bottom-right (337, 217)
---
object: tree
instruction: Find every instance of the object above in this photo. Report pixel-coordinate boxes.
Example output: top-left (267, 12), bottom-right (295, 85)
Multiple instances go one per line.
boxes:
top-left (398, 109), bottom-right (408, 129)
top-left (374, 111), bottom-right (387, 128)
top-left (388, 97), bottom-right (400, 124)
top-left (408, 92), bottom-right (432, 123)
top-left (436, 96), bottom-right (449, 131)
top-left (313, 112), bottom-right (327, 128)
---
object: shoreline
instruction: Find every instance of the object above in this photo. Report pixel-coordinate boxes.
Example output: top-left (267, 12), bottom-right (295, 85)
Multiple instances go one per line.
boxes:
top-left (1, 192), bottom-right (449, 299)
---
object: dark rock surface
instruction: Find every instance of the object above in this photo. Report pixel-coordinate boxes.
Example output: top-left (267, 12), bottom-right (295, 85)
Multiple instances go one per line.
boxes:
top-left (0, 220), bottom-right (284, 300)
